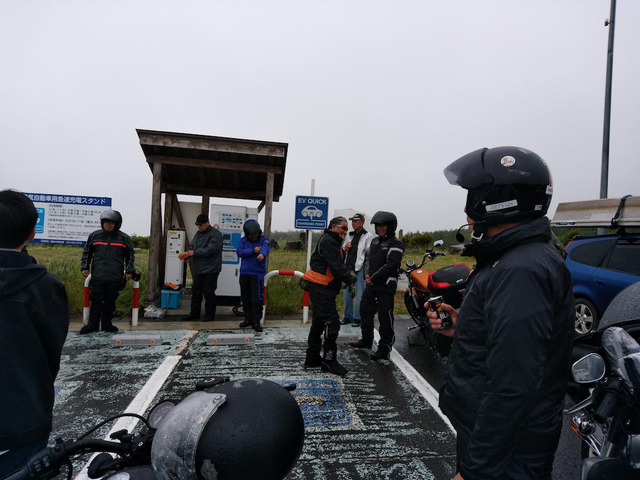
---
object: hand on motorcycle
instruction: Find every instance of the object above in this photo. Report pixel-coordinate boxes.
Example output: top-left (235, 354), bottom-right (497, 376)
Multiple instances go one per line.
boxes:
top-left (426, 301), bottom-right (457, 337)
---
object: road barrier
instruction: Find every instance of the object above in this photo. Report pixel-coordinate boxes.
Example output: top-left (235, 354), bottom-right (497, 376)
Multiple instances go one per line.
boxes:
top-left (261, 270), bottom-right (309, 324)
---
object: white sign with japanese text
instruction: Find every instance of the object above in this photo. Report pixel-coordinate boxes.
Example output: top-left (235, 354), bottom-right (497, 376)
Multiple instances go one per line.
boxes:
top-left (25, 192), bottom-right (112, 245)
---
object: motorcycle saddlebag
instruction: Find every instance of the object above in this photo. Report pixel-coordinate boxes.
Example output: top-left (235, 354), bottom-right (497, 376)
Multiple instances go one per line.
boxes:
top-left (428, 263), bottom-right (471, 308)
top-left (582, 457), bottom-right (637, 480)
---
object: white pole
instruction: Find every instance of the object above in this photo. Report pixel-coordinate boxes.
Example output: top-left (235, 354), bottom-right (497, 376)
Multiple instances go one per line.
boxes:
top-left (306, 179), bottom-right (315, 271)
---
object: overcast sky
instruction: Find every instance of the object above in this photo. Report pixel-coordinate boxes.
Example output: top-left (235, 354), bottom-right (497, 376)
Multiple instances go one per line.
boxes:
top-left (2, 1), bottom-right (638, 236)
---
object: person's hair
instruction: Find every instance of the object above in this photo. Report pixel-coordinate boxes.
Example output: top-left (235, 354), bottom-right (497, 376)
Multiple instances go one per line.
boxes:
top-left (329, 216), bottom-right (347, 228)
top-left (0, 190), bottom-right (38, 248)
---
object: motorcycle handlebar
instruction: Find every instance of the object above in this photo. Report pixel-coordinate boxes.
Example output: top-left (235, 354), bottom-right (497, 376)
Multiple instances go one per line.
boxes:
top-left (594, 391), bottom-right (619, 424)
top-left (4, 439), bottom-right (132, 480)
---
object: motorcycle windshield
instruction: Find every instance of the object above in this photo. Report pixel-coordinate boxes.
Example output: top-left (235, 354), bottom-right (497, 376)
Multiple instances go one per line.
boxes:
top-left (601, 326), bottom-right (640, 388)
top-left (597, 280), bottom-right (640, 332)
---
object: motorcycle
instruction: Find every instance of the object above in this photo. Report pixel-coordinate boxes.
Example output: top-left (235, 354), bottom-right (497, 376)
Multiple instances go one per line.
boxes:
top-left (400, 240), bottom-right (471, 357)
top-left (4, 377), bottom-right (305, 480)
top-left (566, 281), bottom-right (640, 480)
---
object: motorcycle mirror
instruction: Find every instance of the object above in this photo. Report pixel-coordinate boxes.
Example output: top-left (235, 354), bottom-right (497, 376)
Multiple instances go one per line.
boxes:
top-left (433, 240), bottom-right (444, 247)
top-left (571, 353), bottom-right (606, 384)
top-left (148, 400), bottom-right (177, 429)
top-left (449, 245), bottom-right (465, 255)
top-left (406, 259), bottom-right (415, 267)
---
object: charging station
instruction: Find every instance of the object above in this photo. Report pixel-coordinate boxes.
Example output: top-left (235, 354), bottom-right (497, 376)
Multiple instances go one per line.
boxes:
top-left (171, 201), bottom-right (259, 309)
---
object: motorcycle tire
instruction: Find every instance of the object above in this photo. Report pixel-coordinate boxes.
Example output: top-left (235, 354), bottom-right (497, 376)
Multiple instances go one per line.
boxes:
top-left (404, 291), bottom-right (453, 357)
top-left (404, 291), bottom-right (429, 329)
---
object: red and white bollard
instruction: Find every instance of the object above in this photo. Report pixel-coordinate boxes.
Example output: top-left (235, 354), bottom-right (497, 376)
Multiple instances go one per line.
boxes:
top-left (83, 275), bottom-right (91, 326)
top-left (131, 279), bottom-right (140, 326)
top-left (261, 270), bottom-right (309, 325)
top-left (82, 274), bottom-right (141, 326)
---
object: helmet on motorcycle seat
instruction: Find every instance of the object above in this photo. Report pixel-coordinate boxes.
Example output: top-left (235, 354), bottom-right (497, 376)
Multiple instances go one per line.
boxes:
top-left (151, 378), bottom-right (304, 480)
top-left (443, 146), bottom-right (553, 226)
top-left (243, 219), bottom-right (262, 237)
top-left (100, 210), bottom-right (122, 230)
top-left (371, 211), bottom-right (398, 236)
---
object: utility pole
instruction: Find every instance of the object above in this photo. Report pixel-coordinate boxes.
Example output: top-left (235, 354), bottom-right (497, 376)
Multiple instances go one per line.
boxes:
top-left (600, 0), bottom-right (617, 199)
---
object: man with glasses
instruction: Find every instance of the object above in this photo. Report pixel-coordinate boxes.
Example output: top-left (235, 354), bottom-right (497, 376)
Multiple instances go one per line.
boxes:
top-left (182, 214), bottom-right (223, 322)
top-left (302, 216), bottom-right (356, 376)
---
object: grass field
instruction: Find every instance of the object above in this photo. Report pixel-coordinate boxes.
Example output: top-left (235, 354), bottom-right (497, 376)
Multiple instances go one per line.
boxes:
top-left (26, 244), bottom-right (469, 317)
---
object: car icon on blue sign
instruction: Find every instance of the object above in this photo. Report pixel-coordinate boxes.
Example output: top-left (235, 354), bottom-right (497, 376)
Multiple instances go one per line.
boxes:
top-left (301, 206), bottom-right (323, 219)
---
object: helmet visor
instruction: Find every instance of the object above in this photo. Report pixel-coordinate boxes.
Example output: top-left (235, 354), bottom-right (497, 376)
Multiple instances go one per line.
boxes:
top-left (151, 391), bottom-right (226, 479)
top-left (443, 148), bottom-right (493, 189)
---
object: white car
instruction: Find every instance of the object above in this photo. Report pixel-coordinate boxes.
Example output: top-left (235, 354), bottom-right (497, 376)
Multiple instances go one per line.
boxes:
top-left (301, 206), bottom-right (323, 219)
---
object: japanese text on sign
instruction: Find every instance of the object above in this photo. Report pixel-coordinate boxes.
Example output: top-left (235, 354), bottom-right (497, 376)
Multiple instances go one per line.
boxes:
top-left (25, 192), bottom-right (112, 245)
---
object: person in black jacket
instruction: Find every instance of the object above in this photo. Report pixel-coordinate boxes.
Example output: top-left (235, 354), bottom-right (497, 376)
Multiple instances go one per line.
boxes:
top-left (302, 216), bottom-right (355, 376)
top-left (349, 211), bottom-right (405, 360)
top-left (80, 209), bottom-right (135, 334)
top-left (429, 147), bottom-right (574, 480)
top-left (182, 214), bottom-right (223, 322)
top-left (0, 190), bottom-right (69, 477)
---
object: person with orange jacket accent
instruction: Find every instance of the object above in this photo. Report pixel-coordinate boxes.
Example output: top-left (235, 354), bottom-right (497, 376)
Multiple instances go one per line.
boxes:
top-left (302, 216), bottom-right (355, 376)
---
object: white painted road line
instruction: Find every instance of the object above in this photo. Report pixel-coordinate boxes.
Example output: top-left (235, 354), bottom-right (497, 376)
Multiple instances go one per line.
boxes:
top-left (374, 329), bottom-right (455, 433)
top-left (74, 353), bottom-right (183, 479)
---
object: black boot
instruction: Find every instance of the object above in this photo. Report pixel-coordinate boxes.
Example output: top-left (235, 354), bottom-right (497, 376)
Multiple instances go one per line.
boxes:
top-left (370, 348), bottom-right (391, 361)
top-left (349, 339), bottom-right (373, 349)
top-left (239, 320), bottom-right (252, 328)
top-left (253, 321), bottom-right (263, 333)
top-left (321, 350), bottom-right (348, 376)
top-left (304, 352), bottom-right (323, 369)
top-left (79, 324), bottom-right (99, 335)
top-left (101, 320), bottom-right (118, 333)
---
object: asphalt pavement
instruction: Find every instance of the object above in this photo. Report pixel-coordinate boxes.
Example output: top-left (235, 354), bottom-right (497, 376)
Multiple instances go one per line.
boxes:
top-left (52, 308), bottom-right (582, 479)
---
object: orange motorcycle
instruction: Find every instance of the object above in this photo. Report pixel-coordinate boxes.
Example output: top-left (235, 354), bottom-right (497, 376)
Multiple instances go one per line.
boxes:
top-left (400, 240), bottom-right (471, 357)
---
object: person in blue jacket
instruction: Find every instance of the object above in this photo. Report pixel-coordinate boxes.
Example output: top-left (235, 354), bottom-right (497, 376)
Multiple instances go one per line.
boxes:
top-left (236, 220), bottom-right (270, 332)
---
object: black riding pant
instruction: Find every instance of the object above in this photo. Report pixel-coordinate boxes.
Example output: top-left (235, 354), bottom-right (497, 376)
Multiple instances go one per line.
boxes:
top-left (360, 285), bottom-right (396, 352)
top-left (190, 272), bottom-right (219, 320)
top-left (89, 279), bottom-right (120, 327)
top-left (306, 282), bottom-right (341, 359)
top-left (239, 274), bottom-right (263, 326)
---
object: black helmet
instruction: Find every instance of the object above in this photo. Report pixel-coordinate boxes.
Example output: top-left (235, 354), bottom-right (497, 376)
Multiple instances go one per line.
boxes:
top-left (371, 211), bottom-right (398, 236)
top-left (100, 210), bottom-right (122, 230)
top-left (444, 146), bottom-right (552, 226)
top-left (151, 378), bottom-right (304, 479)
top-left (243, 219), bottom-right (262, 237)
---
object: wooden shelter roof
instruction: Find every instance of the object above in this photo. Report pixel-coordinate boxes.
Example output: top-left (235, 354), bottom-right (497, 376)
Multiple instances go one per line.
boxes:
top-left (136, 129), bottom-right (288, 201)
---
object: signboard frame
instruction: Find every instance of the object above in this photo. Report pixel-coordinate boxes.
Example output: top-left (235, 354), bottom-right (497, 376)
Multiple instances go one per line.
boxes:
top-left (25, 192), bottom-right (112, 245)
top-left (295, 195), bottom-right (329, 230)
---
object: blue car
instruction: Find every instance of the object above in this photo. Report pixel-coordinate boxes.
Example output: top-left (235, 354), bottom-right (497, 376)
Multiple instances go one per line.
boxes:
top-left (566, 233), bottom-right (640, 334)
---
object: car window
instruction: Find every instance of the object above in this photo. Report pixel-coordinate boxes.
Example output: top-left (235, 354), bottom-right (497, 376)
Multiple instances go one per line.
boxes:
top-left (569, 238), bottom-right (616, 267)
top-left (606, 241), bottom-right (640, 276)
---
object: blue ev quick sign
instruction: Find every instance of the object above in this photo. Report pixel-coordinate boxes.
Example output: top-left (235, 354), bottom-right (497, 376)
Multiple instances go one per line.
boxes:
top-left (25, 193), bottom-right (112, 245)
top-left (295, 195), bottom-right (329, 230)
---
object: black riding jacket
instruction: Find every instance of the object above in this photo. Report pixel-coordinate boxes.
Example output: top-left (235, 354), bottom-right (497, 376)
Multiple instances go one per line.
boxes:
top-left (81, 227), bottom-right (135, 283)
top-left (306, 229), bottom-right (352, 291)
top-left (363, 234), bottom-right (405, 293)
top-left (439, 216), bottom-right (574, 480)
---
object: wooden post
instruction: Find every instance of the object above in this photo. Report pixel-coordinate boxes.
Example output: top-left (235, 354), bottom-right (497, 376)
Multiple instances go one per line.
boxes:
top-left (147, 162), bottom-right (163, 303)
top-left (264, 172), bottom-right (274, 239)
top-left (159, 192), bottom-right (173, 287)
top-left (264, 172), bottom-right (275, 271)
top-left (202, 195), bottom-right (210, 218)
